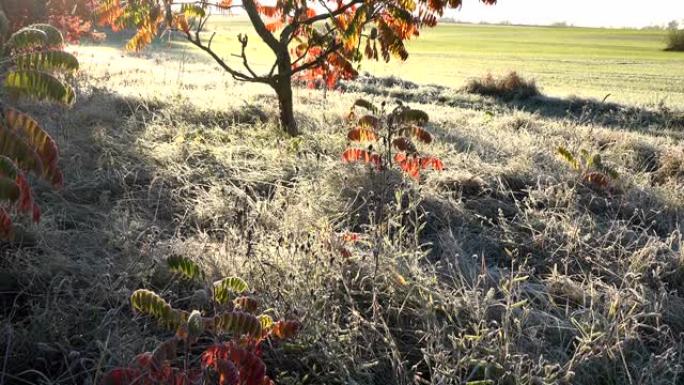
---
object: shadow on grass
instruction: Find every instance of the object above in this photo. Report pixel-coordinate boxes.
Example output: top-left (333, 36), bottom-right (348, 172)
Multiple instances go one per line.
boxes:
top-left (341, 76), bottom-right (684, 139)
top-left (0, 87), bottom-right (283, 384)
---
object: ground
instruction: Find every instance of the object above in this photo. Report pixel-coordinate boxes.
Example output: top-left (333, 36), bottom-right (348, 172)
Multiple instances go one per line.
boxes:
top-left (1, 22), bottom-right (684, 385)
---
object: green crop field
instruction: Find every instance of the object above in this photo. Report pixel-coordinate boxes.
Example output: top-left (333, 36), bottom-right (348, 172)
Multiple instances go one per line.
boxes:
top-left (153, 17), bottom-right (684, 106)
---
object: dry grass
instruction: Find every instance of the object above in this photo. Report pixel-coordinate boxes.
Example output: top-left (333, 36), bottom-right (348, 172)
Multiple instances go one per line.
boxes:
top-left (464, 72), bottom-right (541, 100)
top-left (1, 45), bottom-right (684, 385)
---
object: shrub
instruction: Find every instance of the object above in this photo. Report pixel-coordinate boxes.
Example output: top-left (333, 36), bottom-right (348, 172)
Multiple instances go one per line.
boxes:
top-left (556, 146), bottom-right (619, 189)
top-left (665, 28), bottom-right (684, 52)
top-left (0, 21), bottom-right (78, 239)
top-left (101, 256), bottom-right (300, 385)
top-left (463, 71), bottom-right (540, 100)
top-left (342, 99), bottom-right (444, 181)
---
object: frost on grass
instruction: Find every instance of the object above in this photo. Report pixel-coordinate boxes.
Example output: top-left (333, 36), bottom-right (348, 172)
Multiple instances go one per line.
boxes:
top-left (1, 46), bottom-right (683, 385)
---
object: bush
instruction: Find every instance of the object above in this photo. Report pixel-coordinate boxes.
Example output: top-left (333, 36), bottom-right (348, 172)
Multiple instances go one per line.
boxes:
top-left (0, 22), bottom-right (77, 239)
top-left (463, 71), bottom-right (540, 100)
top-left (101, 256), bottom-right (300, 385)
top-left (665, 28), bottom-right (684, 51)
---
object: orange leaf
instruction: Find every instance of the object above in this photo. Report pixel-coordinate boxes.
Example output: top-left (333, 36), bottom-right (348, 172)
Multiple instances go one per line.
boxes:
top-left (270, 320), bottom-right (302, 340)
top-left (394, 153), bottom-right (421, 180)
top-left (257, 5), bottom-right (279, 17)
top-left (265, 19), bottom-right (284, 32)
top-left (347, 127), bottom-right (378, 142)
top-left (174, 14), bottom-right (189, 33)
top-left (219, 0), bottom-right (234, 8)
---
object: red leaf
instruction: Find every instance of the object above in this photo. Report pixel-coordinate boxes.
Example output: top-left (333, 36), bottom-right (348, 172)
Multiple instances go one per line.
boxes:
top-left (0, 208), bottom-right (13, 239)
top-left (15, 174), bottom-right (33, 214)
top-left (270, 321), bottom-right (302, 340)
top-left (31, 204), bottom-right (41, 224)
top-left (394, 153), bottom-right (420, 180)
top-left (201, 343), bottom-right (270, 385)
top-left (420, 156), bottom-right (444, 171)
top-left (404, 126), bottom-right (433, 144)
top-left (584, 171), bottom-right (610, 188)
top-left (392, 137), bottom-right (416, 153)
top-left (100, 368), bottom-right (143, 385)
top-left (216, 359), bottom-right (239, 385)
top-left (341, 232), bottom-right (360, 243)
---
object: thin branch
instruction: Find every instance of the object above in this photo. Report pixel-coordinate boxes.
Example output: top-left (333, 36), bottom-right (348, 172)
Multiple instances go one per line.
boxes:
top-left (236, 34), bottom-right (259, 78)
top-left (291, 42), bottom-right (342, 75)
top-left (184, 31), bottom-right (271, 84)
top-left (301, 0), bottom-right (364, 25)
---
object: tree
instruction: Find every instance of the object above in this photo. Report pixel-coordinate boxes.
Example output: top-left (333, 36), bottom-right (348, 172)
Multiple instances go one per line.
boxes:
top-left (1, 0), bottom-right (98, 42)
top-left (97, 0), bottom-right (496, 136)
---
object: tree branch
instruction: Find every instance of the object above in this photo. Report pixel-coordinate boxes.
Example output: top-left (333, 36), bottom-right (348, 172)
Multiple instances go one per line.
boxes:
top-left (241, 0), bottom-right (281, 53)
top-left (300, 0), bottom-right (364, 25)
top-left (291, 42), bottom-right (342, 75)
top-left (184, 31), bottom-right (272, 84)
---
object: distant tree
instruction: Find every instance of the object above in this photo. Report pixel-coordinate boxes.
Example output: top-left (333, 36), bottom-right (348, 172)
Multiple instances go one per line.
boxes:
top-left (666, 20), bottom-right (684, 51)
top-left (97, 0), bottom-right (497, 136)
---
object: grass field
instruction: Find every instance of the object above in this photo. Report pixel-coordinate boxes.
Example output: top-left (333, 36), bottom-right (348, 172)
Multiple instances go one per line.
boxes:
top-left (2, 19), bottom-right (684, 385)
top-left (145, 18), bottom-right (684, 106)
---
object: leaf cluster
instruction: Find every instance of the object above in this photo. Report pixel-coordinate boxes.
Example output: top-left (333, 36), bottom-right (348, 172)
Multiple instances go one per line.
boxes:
top-left (102, 256), bottom-right (301, 385)
top-left (0, 20), bottom-right (76, 238)
top-left (556, 146), bottom-right (620, 189)
top-left (343, 99), bottom-right (443, 180)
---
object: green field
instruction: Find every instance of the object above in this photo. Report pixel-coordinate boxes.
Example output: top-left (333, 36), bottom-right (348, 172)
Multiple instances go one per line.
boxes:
top-left (160, 18), bottom-right (684, 106)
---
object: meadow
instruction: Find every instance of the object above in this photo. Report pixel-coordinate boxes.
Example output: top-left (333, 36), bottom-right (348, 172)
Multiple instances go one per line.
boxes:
top-left (1, 20), bottom-right (684, 385)
top-left (158, 18), bottom-right (684, 106)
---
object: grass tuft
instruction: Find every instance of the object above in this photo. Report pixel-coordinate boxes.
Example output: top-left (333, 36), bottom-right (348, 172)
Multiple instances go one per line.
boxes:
top-left (464, 71), bottom-right (540, 100)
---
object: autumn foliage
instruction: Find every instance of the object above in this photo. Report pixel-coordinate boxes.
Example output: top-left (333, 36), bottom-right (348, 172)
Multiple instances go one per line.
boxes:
top-left (343, 99), bottom-right (443, 180)
top-left (1, 0), bottom-right (97, 42)
top-left (101, 256), bottom-right (300, 385)
top-left (0, 20), bottom-right (78, 239)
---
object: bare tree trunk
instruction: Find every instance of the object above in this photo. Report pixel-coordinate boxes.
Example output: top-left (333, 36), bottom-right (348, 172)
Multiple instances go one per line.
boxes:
top-left (241, 0), bottom-right (298, 136)
top-left (274, 76), bottom-right (298, 136)
top-left (272, 47), bottom-right (298, 136)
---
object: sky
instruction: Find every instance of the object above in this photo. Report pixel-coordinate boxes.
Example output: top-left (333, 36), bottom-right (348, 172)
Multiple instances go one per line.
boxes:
top-left (447, 0), bottom-right (684, 28)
